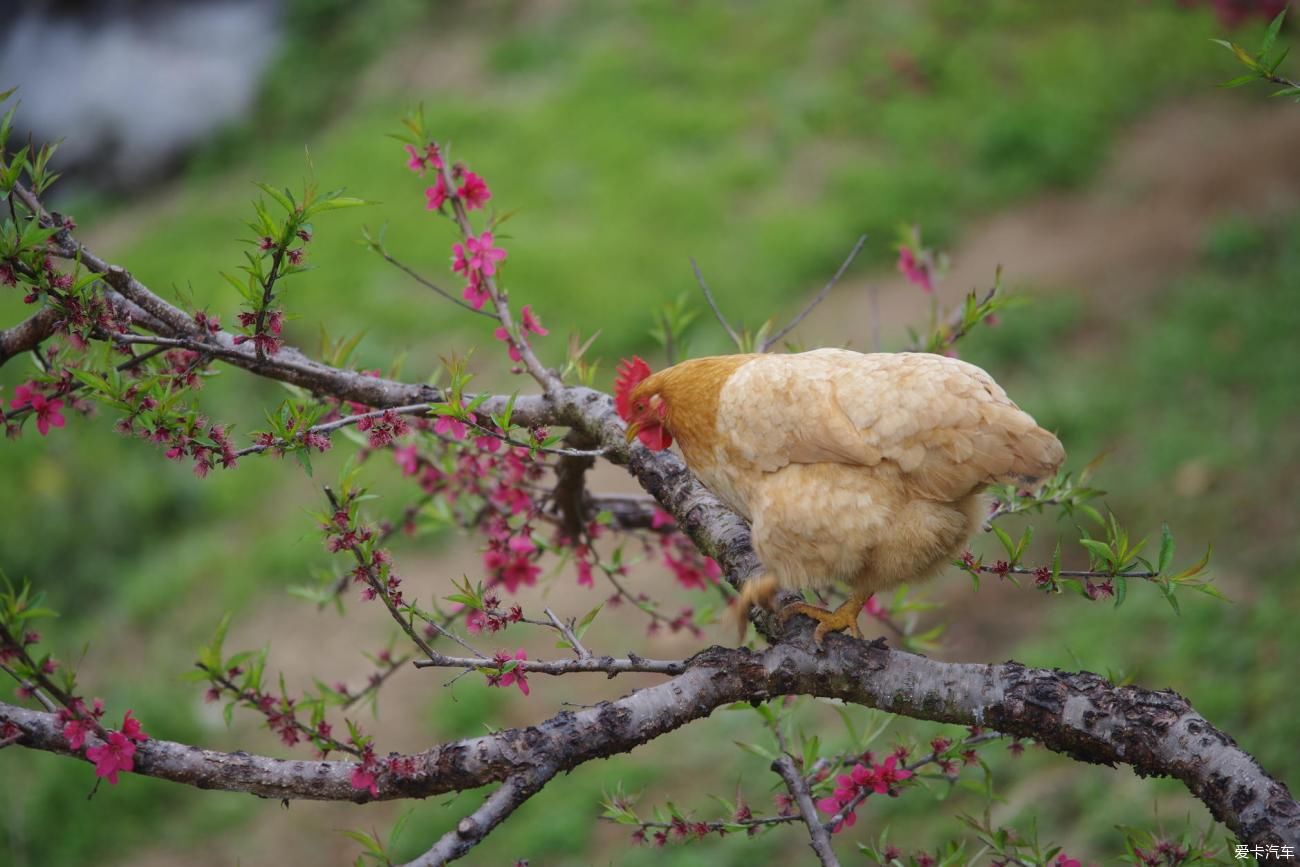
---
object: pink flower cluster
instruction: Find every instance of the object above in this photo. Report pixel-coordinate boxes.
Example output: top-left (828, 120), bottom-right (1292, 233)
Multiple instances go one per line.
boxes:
top-left (484, 517), bottom-right (542, 594)
top-left (63, 705), bottom-right (150, 785)
top-left (494, 304), bottom-right (548, 362)
top-left (452, 230), bottom-right (508, 311)
top-left (650, 510), bottom-right (722, 590)
top-left (356, 408), bottom-right (412, 449)
top-left (815, 753), bottom-right (913, 833)
top-left (486, 649), bottom-right (530, 696)
top-left (897, 246), bottom-right (933, 294)
top-left (8, 381), bottom-right (65, 436)
top-left (233, 309), bottom-right (285, 356)
top-left (464, 594), bottom-right (523, 634)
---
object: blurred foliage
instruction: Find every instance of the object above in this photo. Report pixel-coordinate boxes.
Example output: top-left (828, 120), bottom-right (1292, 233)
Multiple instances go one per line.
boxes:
top-left (2, 1), bottom-right (1297, 865)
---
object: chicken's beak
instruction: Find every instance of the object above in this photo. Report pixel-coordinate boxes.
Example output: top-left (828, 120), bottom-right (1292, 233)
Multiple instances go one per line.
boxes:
top-left (624, 421), bottom-right (642, 444)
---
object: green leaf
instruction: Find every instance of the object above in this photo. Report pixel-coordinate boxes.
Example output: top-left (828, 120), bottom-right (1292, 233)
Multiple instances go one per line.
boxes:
top-left (1079, 538), bottom-right (1117, 569)
top-left (1113, 575), bottom-right (1127, 610)
top-left (294, 447), bottom-right (314, 477)
top-left (732, 739), bottom-right (775, 761)
top-left (575, 603), bottom-right (603, 638)
top-left (255, 182), bottom-right (295, 214)
top-left (313, 196), bottom-right (372, 212)
top-left (991, 525), bottom-right (1015, 559)
top-left (1219, 72), bottom-right (1263, 88)
top-left (1260, 7), bottom-right (1287, 56)
top-left (1157, 524), bottom-right (1174, 574)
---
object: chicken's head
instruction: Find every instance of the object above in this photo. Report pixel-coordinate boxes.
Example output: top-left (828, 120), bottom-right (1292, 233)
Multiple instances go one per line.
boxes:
top-left (615, 356), bottom-right (672, 450)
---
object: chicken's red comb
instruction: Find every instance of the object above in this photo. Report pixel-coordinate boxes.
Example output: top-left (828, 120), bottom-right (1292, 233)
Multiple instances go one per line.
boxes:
top-left (614, 356), bottom-right (653, 419)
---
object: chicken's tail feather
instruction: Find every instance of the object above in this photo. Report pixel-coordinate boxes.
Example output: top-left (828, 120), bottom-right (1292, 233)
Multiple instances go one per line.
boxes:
top-left (732, 573), bottom-right (779, 643)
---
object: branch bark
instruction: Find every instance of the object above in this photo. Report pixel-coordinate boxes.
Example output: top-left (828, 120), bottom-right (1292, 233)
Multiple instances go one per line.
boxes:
top-left (772, 753), bottom-right (842, 867)
top-left (4, 636), bottom-right (1295, 845)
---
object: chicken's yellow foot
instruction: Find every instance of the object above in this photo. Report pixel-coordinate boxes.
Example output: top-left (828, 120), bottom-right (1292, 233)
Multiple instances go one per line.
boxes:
top-left (779, 594), bottom-right (867, 645)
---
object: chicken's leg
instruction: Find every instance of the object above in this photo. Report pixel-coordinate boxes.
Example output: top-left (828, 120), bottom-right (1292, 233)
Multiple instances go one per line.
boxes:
top-left (780, 592), bottom-right (868, 646)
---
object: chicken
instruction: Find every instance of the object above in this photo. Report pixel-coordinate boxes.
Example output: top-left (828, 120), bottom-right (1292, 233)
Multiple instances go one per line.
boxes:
top-left (615, 349), bottom-right (1065, 644)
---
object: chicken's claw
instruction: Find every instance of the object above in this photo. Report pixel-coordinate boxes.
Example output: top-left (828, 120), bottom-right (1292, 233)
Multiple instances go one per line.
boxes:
top-left (779, 596), bottom-right (865, 646)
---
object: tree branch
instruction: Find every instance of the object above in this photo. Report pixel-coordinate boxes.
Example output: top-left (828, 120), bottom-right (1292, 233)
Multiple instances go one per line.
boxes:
top-left (401, 767), bottom-right (557, 867)
top-left (4, 638), bottom-right (1295, 844)
top-left (0, 307), bottom-right (60, 367)
top-left (772, 753), bottom-right (841, 867)
top-left (690, 257), bottom-right (742, 348)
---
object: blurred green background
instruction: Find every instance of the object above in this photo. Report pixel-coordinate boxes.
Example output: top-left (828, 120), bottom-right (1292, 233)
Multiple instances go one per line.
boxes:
top-left (2, 1), bottom-right (1298, 864)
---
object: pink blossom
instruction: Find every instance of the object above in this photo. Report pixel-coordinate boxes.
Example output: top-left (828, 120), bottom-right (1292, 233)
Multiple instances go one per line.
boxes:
top-left (120, 710), bottom-right (149, 743)
top-left (393, 444), bottom-right (420, 476)
top-left (85, 731), bottom-right (136, 784)
top-left (457, 171), bottom-right (492, 210)
top-left (350, 763), bottom-right (379, 797)
top-left (463, 274), bottom-right (490, 310)
top-left (404, 144), bottom-right (427, 174)
top-left (424, 142), bottom-right (445, 170)
top-left (497, 649), bottom-right (530, 696)
top-left (499, 556), bottom-right (540, 593)
top-left (519, 305), bottom-right (548, 336)
top-left (434, 414), bottom-right (469, 440)
top-left (576, 557), bottom-right (594, 588)
top-left (465, 232), bottom-right (507, 276)
top-left (494, 326), bottom-right (522, 362)
top-left (425, 174), bottom-right (449, 210)
top-left (451, 242), bottom-right (470, 277)
top-left (9, 382), bottom-right (36, 409)
top-left (507, 534), bottom-right (536, 555)
top-left (897, 246), bottom-right (933, 293)
top-left (63, 717), bottom-right (92, 750)
top-left (863, 594), bottom-right (885, 617)
top-left (30, 394), bottom-right (66, 436)
top-left (1054, 857), bottom-right (1081, 867)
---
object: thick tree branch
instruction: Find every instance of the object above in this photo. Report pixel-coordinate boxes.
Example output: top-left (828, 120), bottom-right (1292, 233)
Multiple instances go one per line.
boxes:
top-left (4, 637), bottom-right (1295, 845)
top-left (0, 307), bottom-right (60, 367)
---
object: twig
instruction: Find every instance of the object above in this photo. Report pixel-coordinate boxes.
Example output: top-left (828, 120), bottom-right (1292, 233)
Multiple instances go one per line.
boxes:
top-left (869, 282), bottom-right (881, 352)
top-left (544, 607), bottom-right (591, 659)
top-left (689, 258), bottom-right (742, 348)
top-left (323, 488), bottom-right (438, 661)
top-left (0, 663), bottom-right (58, 713)
top-left (402, 768), bottom-right (557, 867)
top-left (761, 234), bottom-right (867, 352)
top-left (421, 620), bottom-right (487, 659)
top-left (233, 403), bottom-right (434, 457)
top-left (412, 650), bottom-right (685, 676)
top-left (435, 158), bottom-right (559, 392)
top-left (772, 753), bottom-right (841, 867)
top-left (375, 247), bottom-right (497, 319)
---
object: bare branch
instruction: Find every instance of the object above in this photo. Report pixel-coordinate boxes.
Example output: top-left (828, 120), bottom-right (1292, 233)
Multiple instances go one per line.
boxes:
top-left (402, 768), bottom-right (557, 867)
top-left (412, 650), bottom-right (684, 676)
top-left (689, 257), bottom-right (742, 348)
top-left (373, 244), bottom-right (498, 319)
top-left (772, 753), bottom-right (841, 867)
top-left (761, 234), bottom-right (868, 352)
top-left (544, 607), bottom-right (592, 659)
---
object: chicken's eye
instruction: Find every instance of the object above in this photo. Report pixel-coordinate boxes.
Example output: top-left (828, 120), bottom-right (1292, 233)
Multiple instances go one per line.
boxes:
top-left (635, 401), bottom-right (646, 411)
